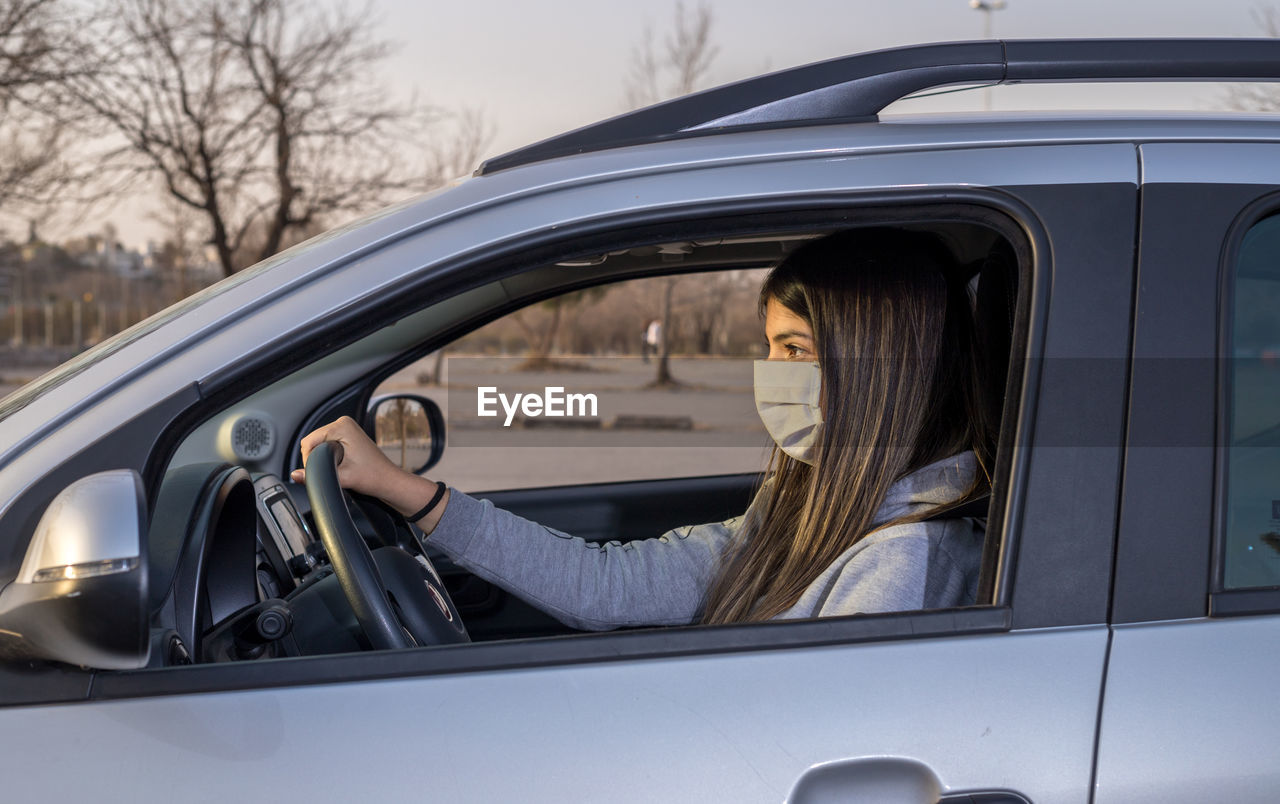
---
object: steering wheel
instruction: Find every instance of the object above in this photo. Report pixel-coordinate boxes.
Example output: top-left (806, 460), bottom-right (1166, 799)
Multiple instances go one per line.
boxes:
top-left (304, 441), bottom-right (468, 649)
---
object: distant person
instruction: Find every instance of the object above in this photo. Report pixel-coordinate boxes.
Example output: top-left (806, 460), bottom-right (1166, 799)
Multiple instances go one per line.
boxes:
top-left (642, 318), bottom-right (662, 362)
top-left (296, 228), bottom-right (991, 629)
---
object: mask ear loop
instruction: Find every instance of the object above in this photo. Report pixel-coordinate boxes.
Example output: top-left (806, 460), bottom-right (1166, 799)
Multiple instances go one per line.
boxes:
top-left (813, 359), bottom-right (824, 424)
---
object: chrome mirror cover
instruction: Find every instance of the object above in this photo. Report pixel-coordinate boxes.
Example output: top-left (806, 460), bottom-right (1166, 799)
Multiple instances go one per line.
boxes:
top-left (0, 470), bottom-right (149, 670)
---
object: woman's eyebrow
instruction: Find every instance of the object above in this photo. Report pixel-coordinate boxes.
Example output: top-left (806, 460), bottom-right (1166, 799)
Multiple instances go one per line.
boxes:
top-left (770, 330), bottom-right (814, 342)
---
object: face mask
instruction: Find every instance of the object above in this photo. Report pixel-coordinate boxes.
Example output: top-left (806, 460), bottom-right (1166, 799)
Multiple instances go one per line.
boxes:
top-left (754, 359), bottom-right (823, 465)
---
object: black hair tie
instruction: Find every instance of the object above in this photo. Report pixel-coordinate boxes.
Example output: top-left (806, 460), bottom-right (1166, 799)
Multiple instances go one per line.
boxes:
top-left (407, 480), bottom-right (448, 523)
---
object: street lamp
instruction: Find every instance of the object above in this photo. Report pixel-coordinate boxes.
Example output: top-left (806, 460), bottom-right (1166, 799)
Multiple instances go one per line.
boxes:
top-left (970, 0), bottom-right (1006, 40)
top-left (970, 0), bottom-right (1006, 110)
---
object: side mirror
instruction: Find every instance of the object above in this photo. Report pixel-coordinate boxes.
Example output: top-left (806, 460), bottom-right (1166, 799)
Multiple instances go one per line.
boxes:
top-left (366, 393), bottom-right (445, 474)
top-left (0, 470), bottom-right (149, 669)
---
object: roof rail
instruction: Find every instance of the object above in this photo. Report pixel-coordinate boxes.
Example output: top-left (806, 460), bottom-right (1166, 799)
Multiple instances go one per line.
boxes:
top-left (478, 38), bottom-right (1280, 175)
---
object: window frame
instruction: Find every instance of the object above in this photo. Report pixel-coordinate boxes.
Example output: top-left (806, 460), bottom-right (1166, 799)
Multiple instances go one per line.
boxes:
top-left (6, 187), bottom-right (1050, 707)
top-left (1111, 175), bottom-right (1270, 625)
top-left (1211, 191), bottom-right (1280, 617)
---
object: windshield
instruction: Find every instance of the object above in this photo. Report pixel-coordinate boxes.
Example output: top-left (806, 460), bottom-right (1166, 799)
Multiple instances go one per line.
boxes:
top-left (0, 202), bottom-right (406, 422)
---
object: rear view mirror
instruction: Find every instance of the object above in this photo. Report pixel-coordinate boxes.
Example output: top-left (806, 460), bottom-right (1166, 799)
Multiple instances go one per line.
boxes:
top-left (0, 470), bottom-right (149, 669)
top-left (367, 393), bottom-right (445, 474)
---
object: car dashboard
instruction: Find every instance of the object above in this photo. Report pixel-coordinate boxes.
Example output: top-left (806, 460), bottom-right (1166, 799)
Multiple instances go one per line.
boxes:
top-left (145, 463), bottom-right (440, 667)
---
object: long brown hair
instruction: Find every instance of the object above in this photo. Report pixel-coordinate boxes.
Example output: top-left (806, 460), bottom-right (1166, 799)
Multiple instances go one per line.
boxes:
top-left (701, 227), bottom-right (987, 624)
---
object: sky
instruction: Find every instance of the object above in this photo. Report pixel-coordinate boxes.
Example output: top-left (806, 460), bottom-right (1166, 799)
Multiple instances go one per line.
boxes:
top-left (92, 0), bottom-right (1280, 248)
top-left (377, 0), bottom-right (1276, 153)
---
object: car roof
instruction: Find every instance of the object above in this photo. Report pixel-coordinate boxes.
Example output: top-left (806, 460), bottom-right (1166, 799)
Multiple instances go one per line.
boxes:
top-left (466, 114), bottom-right (1280, 194)
top-left (479, 38), bottom-right (1280, 175)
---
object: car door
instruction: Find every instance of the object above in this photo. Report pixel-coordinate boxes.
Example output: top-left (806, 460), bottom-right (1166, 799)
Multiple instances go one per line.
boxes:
top-left (1094, 141), bottom-right (1280, 803)
top-left (0, 139), bottom-right (1136, 803)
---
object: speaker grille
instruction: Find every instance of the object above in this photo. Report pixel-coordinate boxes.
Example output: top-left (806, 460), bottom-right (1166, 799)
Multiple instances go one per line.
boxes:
top-left (230, 416), bottom-right (274, 461)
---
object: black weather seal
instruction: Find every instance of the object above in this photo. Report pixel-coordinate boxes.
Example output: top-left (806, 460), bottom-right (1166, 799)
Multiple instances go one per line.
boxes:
top-left (90, 606), bottom-right (1010, 702)
top-left (1211, 192), bottom-right (1280, 599)
top-left (479, 38), bottom-right (1280, 175)
top-left (1210, 588), bottom-right (1280, 618)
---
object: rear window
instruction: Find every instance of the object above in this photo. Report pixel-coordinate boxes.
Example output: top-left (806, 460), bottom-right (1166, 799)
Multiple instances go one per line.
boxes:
top-left (1222, 211), bottom-right (1280, 589)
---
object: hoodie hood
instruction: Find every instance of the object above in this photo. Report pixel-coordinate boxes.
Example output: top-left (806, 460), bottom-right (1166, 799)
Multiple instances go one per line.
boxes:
top-left (872, 450), bottom-right (979, 526)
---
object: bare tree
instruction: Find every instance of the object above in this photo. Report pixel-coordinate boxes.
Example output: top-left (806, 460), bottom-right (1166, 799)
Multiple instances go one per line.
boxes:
top-left (0, 0), bottom-right (83, 218)
top-left (650, 277), bottom-right (679, 386)
top-left (665, 1), bottom-right (717, 98)
top-left (390, 397), bottom-right (410, 469)
top-left (511, 287), bottom-right (608, 371)
top-left (624, 1), bottom-right (718, 107)
top-left (65, 0), bottom-right (493, 277)
top-left (148, 196), bottom-right (211, 302)
top-left (0, 120), bottom-right (66, 212)
top-left (686, 281), bottom-right (727, 353)
top-left (424, 107), bottom-right (494, 188)
top-left (624, 1), bottom-right (718, 387)
top-left (374, 397), bottom-right (426, 469)
top-left (1226, 7), bottom-right (1280, 112)
top-left (623, 21), bottom-right (665, 110)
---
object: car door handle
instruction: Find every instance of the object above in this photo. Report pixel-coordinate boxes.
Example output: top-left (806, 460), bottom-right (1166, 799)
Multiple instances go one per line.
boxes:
top-left (788, 757), bottom-right (1031, 804)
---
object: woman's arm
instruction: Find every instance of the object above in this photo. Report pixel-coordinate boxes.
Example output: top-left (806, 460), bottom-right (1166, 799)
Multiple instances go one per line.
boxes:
top-left (429, 488), bottom-right (740, 630)
top-left (294, 416), bottom-right (744, 630)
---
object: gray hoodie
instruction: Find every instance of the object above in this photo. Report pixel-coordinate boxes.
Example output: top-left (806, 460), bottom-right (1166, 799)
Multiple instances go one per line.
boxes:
top-left (426, 451), bottom-right (984, 630)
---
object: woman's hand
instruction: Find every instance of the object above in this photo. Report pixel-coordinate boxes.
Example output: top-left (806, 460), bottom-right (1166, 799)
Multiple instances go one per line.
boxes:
top-left (291, 416), bottom-right (448, 529)
top-left (291, 416), bottom-right (397, 495)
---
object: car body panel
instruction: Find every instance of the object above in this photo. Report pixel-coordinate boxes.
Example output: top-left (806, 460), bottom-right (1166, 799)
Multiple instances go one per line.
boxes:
top-left (995, 180), bottom-right (1137, 629)
top-left (0, 626), bottom-right (1107, 803)
top-left (1096, 142), bottom-right (1280, 801)
top-left (1095, 617), bottom-right (1280, 803)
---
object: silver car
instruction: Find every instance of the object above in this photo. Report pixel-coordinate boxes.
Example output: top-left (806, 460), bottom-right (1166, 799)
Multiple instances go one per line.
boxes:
top-left (1, 38), bottom-right (1279, 803)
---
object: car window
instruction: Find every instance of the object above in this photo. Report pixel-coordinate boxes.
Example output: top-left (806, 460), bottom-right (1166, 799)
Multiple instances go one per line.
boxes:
top-left (371, 270), bottom-right (775, 492)
top-left (1223, 211), bottom-right (1280, 589)
top-left (48, 207), bottom-right (1034, 712)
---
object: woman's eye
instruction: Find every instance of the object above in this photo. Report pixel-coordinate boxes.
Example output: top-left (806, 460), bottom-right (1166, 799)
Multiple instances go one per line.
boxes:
top-left (785, 344), bottom-right (808, 358)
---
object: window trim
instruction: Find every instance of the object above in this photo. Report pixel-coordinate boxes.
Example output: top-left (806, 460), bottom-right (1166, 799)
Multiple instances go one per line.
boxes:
top-left (1211, 190), bottom-right (1280, 615)
top-left (1111, 178), bottom-right (1264, 625)
top-left (90, 606), bottom-right (1012, 702)
top-left (154, 192), bottom-right (1042, 695)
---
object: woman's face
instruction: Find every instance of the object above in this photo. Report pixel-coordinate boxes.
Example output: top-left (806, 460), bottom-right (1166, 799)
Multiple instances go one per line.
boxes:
top-left (763, 297), bottom-right (816, 362)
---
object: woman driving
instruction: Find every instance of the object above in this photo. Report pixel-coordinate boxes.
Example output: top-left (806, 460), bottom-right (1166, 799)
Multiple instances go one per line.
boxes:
top-left (292, 228), bottom-right (991, 628)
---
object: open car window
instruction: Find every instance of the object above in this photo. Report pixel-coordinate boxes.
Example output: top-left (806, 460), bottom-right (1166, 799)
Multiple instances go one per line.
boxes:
top-left (106, 204), bottom-right (1031, 698)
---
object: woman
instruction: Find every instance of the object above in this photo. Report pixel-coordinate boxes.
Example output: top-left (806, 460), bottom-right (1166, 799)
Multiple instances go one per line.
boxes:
top-left (292, 228), bottom-right (992, 628)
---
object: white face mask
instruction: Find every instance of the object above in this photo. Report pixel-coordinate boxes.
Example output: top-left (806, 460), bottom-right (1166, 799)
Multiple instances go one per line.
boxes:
top-left (753, 359), bottom-right (823, 466)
